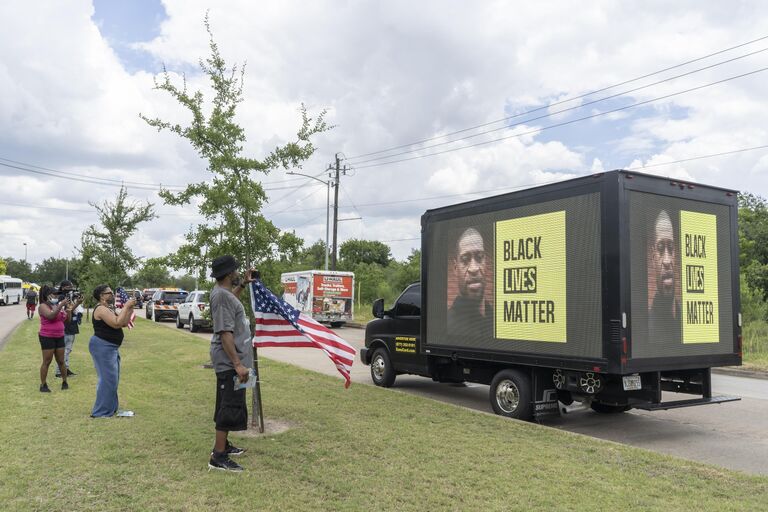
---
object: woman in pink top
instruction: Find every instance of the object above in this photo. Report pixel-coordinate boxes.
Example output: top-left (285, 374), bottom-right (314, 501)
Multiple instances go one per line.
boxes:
top-left (38, 284), bottom-right (72, 393)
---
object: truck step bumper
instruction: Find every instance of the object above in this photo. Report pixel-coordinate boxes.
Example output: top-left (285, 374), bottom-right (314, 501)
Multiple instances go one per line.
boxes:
top-left (631, 395), bottom-right (740, 411)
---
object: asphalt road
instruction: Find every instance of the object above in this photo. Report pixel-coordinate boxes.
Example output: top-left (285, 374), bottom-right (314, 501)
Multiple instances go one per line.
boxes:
top-left (132, 316), bottom-right (768, 476)
top-left (0, 303), bottom-right (27, 350)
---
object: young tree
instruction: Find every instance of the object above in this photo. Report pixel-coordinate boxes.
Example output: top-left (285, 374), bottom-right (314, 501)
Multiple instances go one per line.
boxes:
top-left (0, 258), bottom-right (6, 275)
top-left (76, 186), bottom-right (156, 301)
top-left (140, 15), bottom-right (330, 284)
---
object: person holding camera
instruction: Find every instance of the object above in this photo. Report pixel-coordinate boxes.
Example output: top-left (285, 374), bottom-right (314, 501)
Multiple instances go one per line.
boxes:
top-left (56, 280), bottom-right (83, 378)
top-left (89, 284), bottom-right (136, 418)
top-left (37, 284), bottom-right (71, 392)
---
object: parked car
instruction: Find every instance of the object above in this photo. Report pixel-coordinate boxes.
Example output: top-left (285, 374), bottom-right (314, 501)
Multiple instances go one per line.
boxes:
top-left (145, 288), bottom-right (188, 322)
top-left (176, 290), bottom-right (211, 332)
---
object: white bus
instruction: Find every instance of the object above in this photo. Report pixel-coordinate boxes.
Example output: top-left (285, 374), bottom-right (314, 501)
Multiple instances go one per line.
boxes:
top-left (0, 275), bottom-right (23, 305)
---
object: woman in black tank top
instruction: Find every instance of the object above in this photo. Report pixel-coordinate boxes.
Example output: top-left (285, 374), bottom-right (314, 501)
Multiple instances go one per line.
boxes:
top-left (88, 285), bottom-right (136, 418)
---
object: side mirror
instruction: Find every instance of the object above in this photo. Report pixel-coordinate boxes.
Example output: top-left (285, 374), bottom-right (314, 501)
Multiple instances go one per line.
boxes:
top-left (372, 298), bottom-right (385, 319)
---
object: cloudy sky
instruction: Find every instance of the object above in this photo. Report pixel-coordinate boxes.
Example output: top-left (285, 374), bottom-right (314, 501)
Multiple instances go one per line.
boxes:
top-left (1, 0), bottom-right (767, 268)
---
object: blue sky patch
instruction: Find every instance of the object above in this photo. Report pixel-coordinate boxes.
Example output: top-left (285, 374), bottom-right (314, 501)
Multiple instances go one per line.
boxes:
top-left (92, 0), bottom-right (167, 73)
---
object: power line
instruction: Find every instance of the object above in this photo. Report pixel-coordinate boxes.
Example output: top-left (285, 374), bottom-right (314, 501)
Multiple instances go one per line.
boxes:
top-left (346, 34), bottom-right (768, 162)
top-left (267, 144), bottom-right (768, 217)
top-left (352, 66), bottom-right (768, 169)
top-left (1, 157), bottom-right (316, 192)
top-left (348, 46), bottom-right (768, 166)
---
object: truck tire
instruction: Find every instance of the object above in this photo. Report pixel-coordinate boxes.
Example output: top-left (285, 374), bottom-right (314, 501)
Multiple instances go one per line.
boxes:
top-left (153, 310), bottom-right (160, 322)
top-left (490, 369), bottom-right (533, 421)
top-left (330, 322), bottom-right (343, 328)
top-left (370, 348), bottom-right (396, 387)
top-left (590, 402), bottom-right (631, 414)
top-left (189, 314), bottom-right (199, 333)
top-left (176, 314), bottom-right (184, 328)
top-left (146, 307), bottom-right (151, 319)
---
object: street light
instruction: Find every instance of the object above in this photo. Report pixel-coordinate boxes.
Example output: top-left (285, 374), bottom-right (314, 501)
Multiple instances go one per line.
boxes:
top-left (23, 242), bottom-right (27, 263)
top-left (286, 172), bottom-right (332, 271)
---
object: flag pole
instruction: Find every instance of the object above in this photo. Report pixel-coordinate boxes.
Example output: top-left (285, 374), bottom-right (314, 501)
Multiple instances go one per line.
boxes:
top-left (249, 273), bottom-right (265, 433)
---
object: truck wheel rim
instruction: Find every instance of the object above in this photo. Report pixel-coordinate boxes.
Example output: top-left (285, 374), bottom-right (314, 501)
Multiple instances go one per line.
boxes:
top-left (496, 379), bottom-right (520, 413)
top-left (372, 355), bottom-right (386, 381)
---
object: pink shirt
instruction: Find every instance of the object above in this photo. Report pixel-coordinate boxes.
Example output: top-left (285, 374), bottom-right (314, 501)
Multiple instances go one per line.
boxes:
top-left (39, 306), bottom-right (67, 338)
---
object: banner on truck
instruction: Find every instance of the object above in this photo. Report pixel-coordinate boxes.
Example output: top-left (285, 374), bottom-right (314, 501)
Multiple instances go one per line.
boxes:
top-left (432, 193), bottom-right (602, 358)
top-left (495, 211), bottom-right (567, 342)
top-left (630, 191), bottom-right (732, 358)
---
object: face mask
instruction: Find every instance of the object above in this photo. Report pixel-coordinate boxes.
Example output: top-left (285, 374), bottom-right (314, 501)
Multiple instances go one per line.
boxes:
top-left (49, 298), bottom-right (59, 305)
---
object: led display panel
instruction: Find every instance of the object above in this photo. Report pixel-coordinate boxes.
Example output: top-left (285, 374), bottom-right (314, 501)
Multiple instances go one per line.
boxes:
top-left (425, 193), bottom-right (602, 358)
top-left (628, 191), bottom-right (734, 358)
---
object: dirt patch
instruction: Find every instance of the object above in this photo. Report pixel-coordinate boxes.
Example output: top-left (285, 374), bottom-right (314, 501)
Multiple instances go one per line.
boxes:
top-left (231, 418), bottom-right (298, 438)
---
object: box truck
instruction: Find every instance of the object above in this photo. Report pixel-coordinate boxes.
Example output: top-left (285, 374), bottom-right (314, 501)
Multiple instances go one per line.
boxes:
top-left (360, 170), bottom-right (741, 421)
top-left (281, 270), bottom-right (355, 327)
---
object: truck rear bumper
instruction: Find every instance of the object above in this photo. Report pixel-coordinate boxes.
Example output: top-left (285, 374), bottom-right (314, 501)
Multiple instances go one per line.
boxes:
top-left (630, 395), bottom-right (740, 411)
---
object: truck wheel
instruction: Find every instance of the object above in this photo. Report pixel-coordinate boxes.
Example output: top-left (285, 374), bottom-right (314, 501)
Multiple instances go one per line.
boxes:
top-left (153, 310), bottom-right (160, 322)
top-left (330, 322), bottom-right (343, 328)
top-left (490, 369), bottom-right (533, 421)
top-left (176, 314), bottom-right (184, 328)
top-left (189, 315), bottom-right (199, 333)
top-left (590, 402), bottom-right (631, 414)
top-left (370, 348), bottom-right (396, 387)
top-left (146, 308), bottom-right (151, 319)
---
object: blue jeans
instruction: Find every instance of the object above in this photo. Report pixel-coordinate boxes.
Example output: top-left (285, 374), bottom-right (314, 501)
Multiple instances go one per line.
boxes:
top-left (89, 336), bottom-right (120, 417)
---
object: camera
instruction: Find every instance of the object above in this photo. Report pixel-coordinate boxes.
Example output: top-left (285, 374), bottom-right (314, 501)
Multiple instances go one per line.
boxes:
top-left (250, 270), bottom-right (260, 280)
top-left (56, 288), bottom-right (83, 302)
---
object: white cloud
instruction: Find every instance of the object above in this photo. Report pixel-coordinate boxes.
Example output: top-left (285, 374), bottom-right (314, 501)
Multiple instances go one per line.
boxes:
top-left (2, 0), bottom-right (768, 266)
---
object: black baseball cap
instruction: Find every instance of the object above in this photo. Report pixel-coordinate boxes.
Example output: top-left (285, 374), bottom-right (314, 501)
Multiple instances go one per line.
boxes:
top-left (210, 255), bottom-right (239, 279)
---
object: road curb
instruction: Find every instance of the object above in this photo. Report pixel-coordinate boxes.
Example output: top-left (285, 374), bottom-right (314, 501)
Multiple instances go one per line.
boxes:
top-left (712, 367), bottom-right (768, 380)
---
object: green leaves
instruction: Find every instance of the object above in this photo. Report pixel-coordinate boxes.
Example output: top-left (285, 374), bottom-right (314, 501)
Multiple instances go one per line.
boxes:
top-left (140, 14), bottom-right (331, 295)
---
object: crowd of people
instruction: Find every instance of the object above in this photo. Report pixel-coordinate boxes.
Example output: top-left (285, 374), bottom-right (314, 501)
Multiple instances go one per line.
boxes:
top-left (22, 255), bottom-right (254, 472)
top-left (31, 280), bottom-right (134, 417)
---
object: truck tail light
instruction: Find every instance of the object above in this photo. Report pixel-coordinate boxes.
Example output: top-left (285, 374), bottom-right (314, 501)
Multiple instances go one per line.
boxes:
top-left (198, 304), bottom-right (206, 311)
top-left (621, 336), bottom-right (628, 365)
top-left (737, 335), bottom-right (742, 358)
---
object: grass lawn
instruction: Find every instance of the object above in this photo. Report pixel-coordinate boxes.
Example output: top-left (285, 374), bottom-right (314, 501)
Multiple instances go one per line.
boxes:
top-left (742, 319), bottom-right (768, 371)
top-left (1, 319), bottom-right (767, 511)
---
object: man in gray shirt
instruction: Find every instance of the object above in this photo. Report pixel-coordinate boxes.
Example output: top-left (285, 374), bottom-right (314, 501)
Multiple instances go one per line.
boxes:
top-left (208, 255), bottom-right (254, 472)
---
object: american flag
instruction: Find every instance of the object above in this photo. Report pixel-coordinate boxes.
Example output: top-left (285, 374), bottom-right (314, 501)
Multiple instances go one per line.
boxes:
top-left (115, 288), bottom-right (136, 329)
top-left (249, 280), bottom-right (355, 388)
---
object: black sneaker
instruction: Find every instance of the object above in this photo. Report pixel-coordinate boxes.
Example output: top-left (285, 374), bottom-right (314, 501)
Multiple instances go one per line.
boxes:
top-left (66, 369), bottom-right (76, 377)
top-left (61, 381), bottom-right (69, 390)
top-left (54, 373), bottom-right (62, 378)
top-left (40, 383), bottom-right (51, 393)
top-left (208, 454), bottom-right (243, 472)
top-left (226, 441), bottom-right (246, 456)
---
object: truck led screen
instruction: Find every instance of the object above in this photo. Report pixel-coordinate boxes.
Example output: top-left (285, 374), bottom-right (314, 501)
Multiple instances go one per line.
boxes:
top-left (426, 192), bottom-right (603, 358)
top-left (628, 192), bottom-right (734, 358)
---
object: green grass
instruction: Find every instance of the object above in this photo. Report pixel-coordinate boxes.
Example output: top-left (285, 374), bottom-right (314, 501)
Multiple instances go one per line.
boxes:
top-left (1, 319), bottom-right (767, 511)
top-left (743, 319), bottom-right (768, 371)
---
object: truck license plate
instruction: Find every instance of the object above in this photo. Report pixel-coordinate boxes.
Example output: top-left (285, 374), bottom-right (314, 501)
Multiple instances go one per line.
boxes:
top-left (622, 375), bottom-right (642, 391)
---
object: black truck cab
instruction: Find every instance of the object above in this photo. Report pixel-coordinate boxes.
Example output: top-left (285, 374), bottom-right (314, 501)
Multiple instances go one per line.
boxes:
top-left (361, 283), bottom-right (429, 386)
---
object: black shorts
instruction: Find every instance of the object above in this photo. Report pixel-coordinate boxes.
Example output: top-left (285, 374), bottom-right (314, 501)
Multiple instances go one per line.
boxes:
top-left (214, 369), bottom-right (248, 431)
top-left (39, 335), bottom-right (65, 350)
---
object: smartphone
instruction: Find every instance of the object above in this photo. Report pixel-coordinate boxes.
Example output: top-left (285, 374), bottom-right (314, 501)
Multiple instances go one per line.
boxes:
top-left (250, 270), bottom-right (260, 280)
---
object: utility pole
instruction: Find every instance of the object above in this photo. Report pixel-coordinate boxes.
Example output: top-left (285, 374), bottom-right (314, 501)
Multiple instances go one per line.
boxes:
top-left (331, 154), bottom-right (341, 271)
